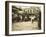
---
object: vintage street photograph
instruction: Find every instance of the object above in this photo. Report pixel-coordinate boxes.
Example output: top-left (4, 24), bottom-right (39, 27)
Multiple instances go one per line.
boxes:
top-left (12, 6), bottom-right (41, 31)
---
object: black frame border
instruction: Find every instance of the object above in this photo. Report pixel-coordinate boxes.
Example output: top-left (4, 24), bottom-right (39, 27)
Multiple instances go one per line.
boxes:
top-left (5, 1), bottom-right (45, 36)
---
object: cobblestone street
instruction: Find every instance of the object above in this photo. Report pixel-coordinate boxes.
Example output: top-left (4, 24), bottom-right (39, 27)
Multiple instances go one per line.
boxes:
top-left (12, 21), bottom-right (39, 31)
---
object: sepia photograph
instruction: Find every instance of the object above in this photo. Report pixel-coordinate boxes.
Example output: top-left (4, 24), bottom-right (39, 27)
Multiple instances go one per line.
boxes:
top-left (12, 6), bottom-right (41, 31)
top-left (5, 1), bottom-right (45, 36)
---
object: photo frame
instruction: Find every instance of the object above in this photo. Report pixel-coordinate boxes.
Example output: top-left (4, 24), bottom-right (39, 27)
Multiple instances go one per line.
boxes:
top-left (5, 1), bottom-right (45, 36)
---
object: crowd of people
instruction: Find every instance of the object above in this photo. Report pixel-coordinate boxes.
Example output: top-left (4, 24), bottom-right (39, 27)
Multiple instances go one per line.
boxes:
top-left (12, 6), bottom-right (41, 23)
